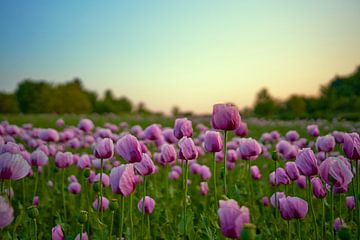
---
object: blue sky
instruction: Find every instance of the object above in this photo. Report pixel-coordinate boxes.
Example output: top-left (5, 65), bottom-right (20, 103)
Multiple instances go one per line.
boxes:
top-left (1, 1), bottom-right (360, 113)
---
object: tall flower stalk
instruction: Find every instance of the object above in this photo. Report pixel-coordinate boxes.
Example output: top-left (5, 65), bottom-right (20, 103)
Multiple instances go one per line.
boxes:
top-left (307, 177), bottom-right (318, 240)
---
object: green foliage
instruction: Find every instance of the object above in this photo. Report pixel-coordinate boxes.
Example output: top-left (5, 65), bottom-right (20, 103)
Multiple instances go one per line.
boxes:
top-left (0, 92), bottom-right (19, 113)
top-left (251, 66), bottom-right (360, 120)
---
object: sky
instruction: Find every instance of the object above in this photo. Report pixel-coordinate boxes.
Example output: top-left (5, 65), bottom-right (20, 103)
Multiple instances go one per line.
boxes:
top-left (0, 1), bottom-right (360, 114)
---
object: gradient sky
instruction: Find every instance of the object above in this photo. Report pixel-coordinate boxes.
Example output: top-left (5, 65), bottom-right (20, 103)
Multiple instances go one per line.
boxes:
top-left (1, 1), bottom-right (360, 114)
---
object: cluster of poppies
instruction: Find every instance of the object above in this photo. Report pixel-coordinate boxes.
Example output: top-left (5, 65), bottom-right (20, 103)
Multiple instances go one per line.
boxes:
top-left (0, 103), bottom-right (359, 239)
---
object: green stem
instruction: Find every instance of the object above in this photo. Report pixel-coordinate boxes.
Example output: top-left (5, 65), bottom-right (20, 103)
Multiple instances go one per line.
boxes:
top-left (80, 224), bottom-right (83, 240)
top-left (307, 177), bottom-right (318, 240)
top-left (147, 214), bottom-right (150, 239)
top-left (248, 161), bottom-right (254, 208)
top-left (223, 130), bottom-right (228, 195)
top-left (33, 172), bottom-right (38, 200)
top-left (297, 220), bottom-right (302, 240)
top-left (110, 211), bottom-right (114, 240)
top-left (183, 160), bottom-right (189, 239)
top-left (213, 152), bottom-right (218, 207)
top-left (22, 178), bottom-right (26, 203)
top-left (34, 218), bottom-right (38, 240)
top-left (287, 220), bottom-right (290, 240)
top-left (141, 177), bottom-right (147, 239)
top-left (62, 170), bottom-right (67, 222)
top-left (130, 193), bottom-right (133, 240)
top-left (322, 199), bottom-right (326, 240)
top-left (119, 195), bottom-right (125, 239)
top-left (331, 187), bottom-right (334, 240)
top-left (99, 158), bottom-right (103, 221)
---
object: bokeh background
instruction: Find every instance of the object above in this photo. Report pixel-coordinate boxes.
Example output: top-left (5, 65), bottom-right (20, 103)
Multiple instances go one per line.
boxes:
top-left (0, 1), bottom-right (360, 119)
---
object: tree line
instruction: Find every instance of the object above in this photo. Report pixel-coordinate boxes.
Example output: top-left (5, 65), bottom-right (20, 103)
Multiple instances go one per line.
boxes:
top-left (0, 78), bottom-right (147, 114)
top-left (0, 66), bottom-right (359, 119)
top-left (249, 66), bottom-right (360, 120)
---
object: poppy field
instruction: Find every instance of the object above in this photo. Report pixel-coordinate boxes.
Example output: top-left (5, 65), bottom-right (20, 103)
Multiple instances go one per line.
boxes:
top-left (1, 106), bottom-right (360, 240)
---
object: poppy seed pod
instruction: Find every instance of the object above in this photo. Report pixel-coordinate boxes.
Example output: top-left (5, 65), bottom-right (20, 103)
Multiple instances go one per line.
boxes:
top-left (316, 135), bottom-right (336, 153)
top-left (204, 131), bottom-right (223, 153)
top-left (211, 104), bottom-right (241, 131)
top-left (217, 199), bottom-right (250, 239)
top-left (115, 134), bottom-right (142, 163)
top-left (174, 118), bottom-right (193, 140)
top-left (279, 196), bottom-right (308, 220)
top-left (343, 133), bottom-right (360, 160)
top-left (295, 148), bottom-right (318, 176)
top-left (138, 196), bottom-right (155, 214)
top-left (178, 137), bottom-right (198, 160)
top-left (93, 138), bottom-right (114, 159)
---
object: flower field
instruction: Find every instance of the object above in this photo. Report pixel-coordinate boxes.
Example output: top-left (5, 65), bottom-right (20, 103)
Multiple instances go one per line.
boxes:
top-left (0, 108), bottom-right (360, 240)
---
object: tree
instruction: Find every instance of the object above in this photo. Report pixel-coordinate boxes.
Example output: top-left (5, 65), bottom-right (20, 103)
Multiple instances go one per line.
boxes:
top-left (0, 92), bottom-right (19, 113)
top-left (253, 88), bottom-right (280, 117)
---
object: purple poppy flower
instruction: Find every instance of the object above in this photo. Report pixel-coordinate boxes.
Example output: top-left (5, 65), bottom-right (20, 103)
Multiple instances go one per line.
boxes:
top-left (204, 131), bottom-right (223, 153)
top-left (217, 199), bottom-right (250, 238)
top-left (0, 196), bottom-right (14, 229)
top-left (0, 152), bottom-right (30, 180)
top-left (52, 224), bottom-right (64, 240)
top-left (115, 134), bottom-right (142, 163)
top-left (138, 196), bottom-right (155, 214)
top-left (93, 138), bottom-right (114, 159)
top-left (109, 164), bottom-right (136, 196)
top-left (211, 104), bottom-right (241, 131)
top-left (295, 148), bottom-right (318, 176)
top-left (134, 153), bottom-right (156, 176)
top-left (174, 118), bottom-right (193, 140)
top-left (316, 135), bottom-right (335, 153)
top-left (279, 196), bottom-right (308, 220)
